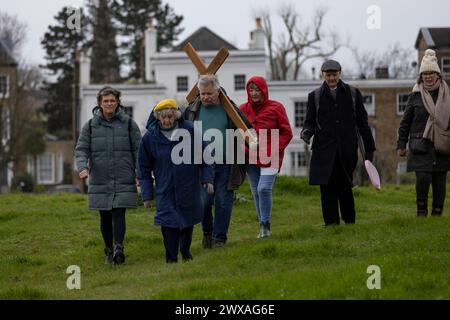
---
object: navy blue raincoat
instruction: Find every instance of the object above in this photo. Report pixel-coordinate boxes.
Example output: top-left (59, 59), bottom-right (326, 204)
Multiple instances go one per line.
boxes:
top-left (137, 117), bottom-right (214, 229)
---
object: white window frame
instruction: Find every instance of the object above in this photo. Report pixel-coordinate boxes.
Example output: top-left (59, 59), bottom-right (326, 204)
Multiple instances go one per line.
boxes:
top-left (397, 93), bottom-right (410, 116)
top-left (37, 153), bottom-right (55, 184)
top-left (1, 107), bottom-right (10, 143)
top-left (442, 57), bottom-right (450, 78)
top-left (56, 153), bottom-right (64, 184)
top-left (234, 74), bottom-right (246, 91)
top-left (0, 74), bottom-right (9, 99)
top-left (290, 151), bottom-right (308, 176)
top-left (362, 93), bottom-right (375, 116)
top-left (294, 100), bottom-right (308, 128)
top-left (176, 76), bottom-right (188, 92)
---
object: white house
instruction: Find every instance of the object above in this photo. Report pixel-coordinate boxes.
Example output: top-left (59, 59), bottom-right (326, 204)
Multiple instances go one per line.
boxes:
top-left (79, 19), bottom-right (267, 129)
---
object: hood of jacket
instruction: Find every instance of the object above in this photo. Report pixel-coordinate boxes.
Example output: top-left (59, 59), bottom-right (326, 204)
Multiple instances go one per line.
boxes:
top-left (246, 76), bottom-right (269, 107)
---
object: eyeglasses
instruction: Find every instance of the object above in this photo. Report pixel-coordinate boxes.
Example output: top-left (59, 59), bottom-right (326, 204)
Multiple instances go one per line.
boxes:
top-left (102, 99), bottom-right (118, 105)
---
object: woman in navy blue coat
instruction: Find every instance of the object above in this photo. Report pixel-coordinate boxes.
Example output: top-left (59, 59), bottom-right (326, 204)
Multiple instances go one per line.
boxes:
top-left (137, 99), bottom-right (214, 263)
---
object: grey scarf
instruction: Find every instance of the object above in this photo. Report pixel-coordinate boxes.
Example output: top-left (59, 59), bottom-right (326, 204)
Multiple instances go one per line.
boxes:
top-left (412, 80), bottom-right (450, 141)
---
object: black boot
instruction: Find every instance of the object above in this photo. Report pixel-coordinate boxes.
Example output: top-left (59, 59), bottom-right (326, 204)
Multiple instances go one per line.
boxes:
top-left (417, 199), bottom-right (428, 217)
top-left (182, 253), bottom-right (193, 262)
top-left (113, 244), bottom-right (125, 265)
top-left (202, 232), bottom-right (212, 249)
top-left (104, 247), bottom-right (113, 265)
top-left (431, 206), bottom-right (443, 216)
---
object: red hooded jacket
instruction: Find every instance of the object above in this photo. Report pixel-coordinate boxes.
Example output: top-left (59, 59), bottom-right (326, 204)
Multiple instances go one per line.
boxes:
top-left (239, 76), bottom-right (293, 170)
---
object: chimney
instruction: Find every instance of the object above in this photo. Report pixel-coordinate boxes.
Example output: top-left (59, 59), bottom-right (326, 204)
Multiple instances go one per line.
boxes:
top-left (248, 17), bottom-right (265, 50)
top-left (145, 17), bottom-right (157, 82)
top-left (79, 49), bottom-right (91, 85)
top-left (375, 66), bottom-right (389, 79)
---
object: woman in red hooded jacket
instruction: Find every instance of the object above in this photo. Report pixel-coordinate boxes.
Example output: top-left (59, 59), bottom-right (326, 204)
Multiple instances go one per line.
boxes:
top-left (240, 76), bottom-right (293, 238)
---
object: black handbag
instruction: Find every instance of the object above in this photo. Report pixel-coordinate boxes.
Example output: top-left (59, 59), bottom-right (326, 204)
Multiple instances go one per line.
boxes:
top-left (409, 134), bottom-right (429, 154)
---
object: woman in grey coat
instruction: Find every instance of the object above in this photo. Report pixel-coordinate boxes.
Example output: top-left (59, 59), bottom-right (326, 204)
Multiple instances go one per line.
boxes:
top-left (397, 49), bottom-right (450, 217)
top-left (75, 87), bottom-right (142, 264)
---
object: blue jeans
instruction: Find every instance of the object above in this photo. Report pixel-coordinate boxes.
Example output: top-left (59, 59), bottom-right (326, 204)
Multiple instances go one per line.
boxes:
top-left (200, 164), bottom-right (234, 241)
top-left (246, 165), bottom-right (277, 223)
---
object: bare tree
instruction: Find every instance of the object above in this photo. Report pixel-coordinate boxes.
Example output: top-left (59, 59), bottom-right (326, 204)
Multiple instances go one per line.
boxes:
top-left (1, 65), bottom-right (45, 185)
top-left (352, 43), bottom-right (416, 79)
top-left (260, 11), bottom-right (278, 80)
top-left (0, 12), bottom-right (45, 190)
top-left (0, 10), bottom-right (28, 60)
top-left (256, 4), bottom-right (340, 80)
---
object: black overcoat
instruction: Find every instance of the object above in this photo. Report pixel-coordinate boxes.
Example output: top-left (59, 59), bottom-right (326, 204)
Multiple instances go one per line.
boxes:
top-left (303, 80), bottom-right (376, 185)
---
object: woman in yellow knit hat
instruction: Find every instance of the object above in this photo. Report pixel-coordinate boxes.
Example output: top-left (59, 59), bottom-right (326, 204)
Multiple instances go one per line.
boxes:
top-left (137, 99), bottom-right (214, 263)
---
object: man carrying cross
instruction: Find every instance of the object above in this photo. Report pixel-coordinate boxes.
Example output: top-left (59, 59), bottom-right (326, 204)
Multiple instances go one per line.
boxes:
top-left (184, 74), bottom-right (251, 248)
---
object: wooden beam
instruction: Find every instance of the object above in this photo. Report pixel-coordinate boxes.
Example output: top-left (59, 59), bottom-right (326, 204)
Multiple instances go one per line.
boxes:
top-left (184, 42), bottom-right (208, 74)
top-left (219, 92), bottom-right (257, 145)
top-left (183, 42), bottom-right (256, 144)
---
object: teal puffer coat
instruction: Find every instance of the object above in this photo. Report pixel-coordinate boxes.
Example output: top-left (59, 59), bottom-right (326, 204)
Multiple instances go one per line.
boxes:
top-left (75, 106), bottom-right (142, 210)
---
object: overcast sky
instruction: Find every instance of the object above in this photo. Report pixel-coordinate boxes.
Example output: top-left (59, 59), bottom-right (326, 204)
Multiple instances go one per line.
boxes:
top-left (2, 0), bottom-right (450, 76)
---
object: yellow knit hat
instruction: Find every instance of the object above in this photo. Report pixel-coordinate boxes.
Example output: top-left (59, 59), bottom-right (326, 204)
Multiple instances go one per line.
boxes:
top-left (154, 99), bottom-right (178, 112)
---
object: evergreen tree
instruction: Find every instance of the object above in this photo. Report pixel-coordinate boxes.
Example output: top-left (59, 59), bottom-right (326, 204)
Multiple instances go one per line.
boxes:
top-left (88, 0), bottom-right (121, 83)
top-left (111, 0), bottom-right (184, 80)
top-left (40, 7), bottom-right (87, 137)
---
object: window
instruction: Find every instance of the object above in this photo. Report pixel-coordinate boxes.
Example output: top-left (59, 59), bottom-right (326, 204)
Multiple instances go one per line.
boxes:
top-left (0, 75), bottom-right (9, 98)
top-left (294, 101), bottom-right (308, 128)
top-left (397, 93), bottom-right (410, 115)
top-left (37, 153), bottom-right (55, 184)
top-left (177, 76), bottom-right (188, 92)
top-left (234, 74), bottom-right (246, 91)
top-left (397, 161), bottom-right (407, 175)
top-left (362, 94), bottom-right (375, 116)
top-left (290, 151), bottom-right (308, 176)
top-left (123, 106), bottom-right (133, 119)
top-left (442, 57), bottom-right (450, 78)
top-left (296, 152), bottom-right (307, 167)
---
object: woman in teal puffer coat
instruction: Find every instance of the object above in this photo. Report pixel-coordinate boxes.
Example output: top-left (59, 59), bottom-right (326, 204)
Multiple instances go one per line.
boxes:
top-left (75, 87), bottom-right (141, 265)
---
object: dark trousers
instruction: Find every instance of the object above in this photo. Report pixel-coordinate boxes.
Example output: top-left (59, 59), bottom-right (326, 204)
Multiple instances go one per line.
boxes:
top-left (320, 157), bottom-right (355, 225)
top-left (415, 171), bottom-right (447, 207)
top-left (99, 208), bottom-right (126, 248)
top-left (200, 164), bottom-right (234, 241)
top-left (161, 226), bottom-right (194, 263)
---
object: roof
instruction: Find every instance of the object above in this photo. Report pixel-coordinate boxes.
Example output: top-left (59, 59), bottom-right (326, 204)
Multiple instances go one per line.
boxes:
top-left (0, 38), bottom-right (17, 66)
top-left (172, 27), bottom-right (238, 52)
top-left (415, 27), bottom-right (450, 49)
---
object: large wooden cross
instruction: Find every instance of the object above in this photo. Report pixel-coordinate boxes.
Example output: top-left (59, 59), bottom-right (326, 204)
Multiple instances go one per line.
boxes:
top-left (184, 43), bottom-right (256, 144)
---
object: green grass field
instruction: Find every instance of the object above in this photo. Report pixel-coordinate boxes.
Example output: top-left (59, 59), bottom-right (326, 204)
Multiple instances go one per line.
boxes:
top-left (0, 176), bottom-right (449, 300)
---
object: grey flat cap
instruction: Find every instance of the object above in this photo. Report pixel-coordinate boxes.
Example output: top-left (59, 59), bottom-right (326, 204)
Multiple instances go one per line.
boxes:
top-left (321, 60), bottom-right (341, 72)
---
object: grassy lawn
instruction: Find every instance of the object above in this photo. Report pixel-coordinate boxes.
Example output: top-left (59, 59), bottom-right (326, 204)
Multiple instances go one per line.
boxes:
top-left (0, 176), bottom-right (449, 300)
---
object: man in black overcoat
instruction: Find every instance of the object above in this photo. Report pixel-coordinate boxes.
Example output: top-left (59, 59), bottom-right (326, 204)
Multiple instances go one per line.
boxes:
top-left (301, 60), bottom-right (376, 225)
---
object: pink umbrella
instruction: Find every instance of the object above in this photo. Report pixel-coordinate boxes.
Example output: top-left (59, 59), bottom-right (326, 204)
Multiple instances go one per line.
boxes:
top-left (364, 160), bottom-right (381, 190)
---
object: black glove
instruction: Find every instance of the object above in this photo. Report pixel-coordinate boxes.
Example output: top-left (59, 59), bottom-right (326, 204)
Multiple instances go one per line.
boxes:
top-left (301, 130), bottom-right (313, 144)
top-left (365, 151), bottom-right (374, 162)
